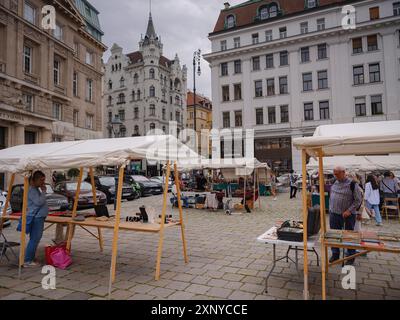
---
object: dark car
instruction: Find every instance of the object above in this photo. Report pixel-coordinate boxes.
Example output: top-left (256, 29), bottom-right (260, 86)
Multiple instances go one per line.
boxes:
top-left (54, 181), bottom-right (107, 210)
top-left (10, 184), bottom-right (69, 213)
top-left (126, 175), bottom-right (163, 197)
top-left (86, 176), bottom-right (138, 203)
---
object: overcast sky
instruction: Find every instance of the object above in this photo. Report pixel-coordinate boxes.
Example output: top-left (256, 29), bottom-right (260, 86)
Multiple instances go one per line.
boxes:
top-left (91, 0), bottom-right (244, 99)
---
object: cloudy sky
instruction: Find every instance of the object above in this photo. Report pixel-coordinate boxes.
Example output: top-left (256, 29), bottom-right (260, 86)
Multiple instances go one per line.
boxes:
top-left (91, 0), bottom-right (243, 98)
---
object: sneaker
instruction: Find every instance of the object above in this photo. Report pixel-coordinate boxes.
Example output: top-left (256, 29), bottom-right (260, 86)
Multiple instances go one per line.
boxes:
top-left (273, 197), bottom-right (277, 201)
top-left (23, 261), bottom-right (40, 268)
top-left (376, 223), bottom-right (383, 227)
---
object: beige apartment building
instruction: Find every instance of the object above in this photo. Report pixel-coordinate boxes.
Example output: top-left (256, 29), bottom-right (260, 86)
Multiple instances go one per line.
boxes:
top-left (0, 0), bottom-right (106, 188)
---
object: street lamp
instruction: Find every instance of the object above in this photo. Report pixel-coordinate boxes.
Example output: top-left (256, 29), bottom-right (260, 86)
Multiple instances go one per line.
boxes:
top-left (107, 115), bottom-right (123, 209)
top-left (193, 49), bottom-right (201, 134)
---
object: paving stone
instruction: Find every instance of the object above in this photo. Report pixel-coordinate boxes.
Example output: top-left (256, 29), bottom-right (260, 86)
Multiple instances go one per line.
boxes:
top-left (186, 284), bottom-right (210, 295)
top-left (240, 283), bottom-right (265, 294)
top-left (222, 273), bottom-right (245, 282)
top-left (0, 292), bottom-right (32, 300)
top-left (168, 291), bottom-right (196, 300)
top-left (165, 281), bottom-right (191, 291)
top-left (148, 287), bottom-right (174, 298)
top-left (61, 292), bottom-right (92, 300)
top-left (87, 286), bottom-right (111, 297)
top-left (128, 294), bottom-right (156, 300)
top-left (191, 275), bottom-right (211, 285)
top-left (228, 290), bottom-right (256, 300)
top-left (173, 273), bottom-right (195, 282)
top-left (207, 287), bottom-right (232, 299)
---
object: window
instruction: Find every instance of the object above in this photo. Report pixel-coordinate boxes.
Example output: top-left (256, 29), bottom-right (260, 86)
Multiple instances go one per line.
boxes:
top-left (162, 108), bottom-right (166, 120)
top-left (234, 60), bottom-right (241, 74)
top-left (265, 30), bottom-right (273, 42)
top-left (302, 73), bottom-right (313, 91)
top-left (255, 80), bottom-right (263, 97)
top-left (54, 23), bottom-right (63, 41)
top-left (117, 93), bottom-right (125, 104)
top-left (371, 95), bottom-right (383, 115)
top-left (252, 56), bottom-right (260, 71)
top-left (221, 62), bottom-right (228, 76)
top-left (53, 59), bottom-right (60, 85)
top-left (367, 35), bottom-right (378, 51)
top-left (269, 3), bottom-right (278, 17)
top-left (24, 1), bottom-right (36, 24)
top-left (306, 0), bottom-right (317, 8)
top-left (226, 15), bottom-right (235, 29)
top-left (86, 79), bottom-right (93, 102)
top-left (355, 97), bottom-right (366, 116)
top-left (352, 38), bottom-right (363, 54)
top-left (221, 40), bottom-right (227, 51)
top-left (260, 6), bottom-right (269, 20)
top-left (319, 101), bottom-right (330, 120)
top-left (223, 112), bottom-right (230, 128)
top-left (149, 105), bottom-right (156, 116)
top-left (279, 76), bottom-right (288, 94)
top-left (234, 83), bottom-right (242, 100)
top-left (22, 93), bottom-right (34, 112)
top-left (74, 42), bottom-right (79, 56)
top-left (85, 4), bottom-right (91, 17)
top-left (134, 107), bottom-right (139, 119)
top-left (25, 131), bottom-right (36, 144)
top-left (137, 90), bottom-right (141, 100)
top-left (149, 86), bottom-right (155, 97)
top-left (266, 54), bottom-right (274, 68)
top-left (256, 108), bottom-right (264, 125)
top-left (234, 37), bottom-right (240, 48)
top-left (120, 126), bottom-right (126, 137)
top-left (300, 22), bottom-right (308, 34)
top-left (85, 51), bottom-right (93, 65)
top-left (318, 43), bottom-right (327, 59)
top-left (120, 77), bottom-right (125, 87)
top-left (119, 109), bottom-right (125, 121)
top-left (23, 45), bottom-right (32, 74)
top-left (134, 73), bottom-right (139, 84)
top-left (280, 105), bottom-right (289, 123)
top-left (235, 111), bottom-right (242, 127)
top-left (252, 33), bottom-right (259, 45)
top-left (73, 110), bottom-right (79, 126)
top-left (304, 103), bottom-right (314, 121)
top-left (369, 7), bottom-right (380, 20)
top-left (86, 114), bottom-right (94, 130)
top-left (222, 85), bottom-right (230, 102)
top-left (52, 103), bottom-right (62, 120)
top-left (279, 27), bottom-right (287, 39)
top-left (301, 47), bottom-right (310, 63)
top-left (134, 126), bottom-right (139, 136)
top-left (108, 96), bottom-right (112, 106)
top-left (317, 18), bottom-right (326, 31)
top-left (72, 72), bottom-right (78, 96)
top-left (267, 78), bottom-right (275, 96)
top-left (394, 2), bottom-right (400, 16)
top-left (369, 63), bottom-right (380, 83)
top-left (318, 70), bottom-right (328, 89)
top-left (268, 107), bottom-right (276, 124)
top-left (280, 51), bottom-right (288, 66)
top-left (353, 65), bottom-right (364, 85)
top-left (175, 95), bottom-right (181, 106)
top-left (149, 68), bottom-right (155, 79)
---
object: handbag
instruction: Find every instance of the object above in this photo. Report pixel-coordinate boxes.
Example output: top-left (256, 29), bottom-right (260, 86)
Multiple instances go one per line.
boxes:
top-left (45, 243), bottom-right (72, 269)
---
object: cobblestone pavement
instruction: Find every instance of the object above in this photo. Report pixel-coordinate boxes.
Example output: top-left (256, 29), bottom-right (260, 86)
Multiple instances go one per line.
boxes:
top-left (1, 192), bottom-right (399, 300)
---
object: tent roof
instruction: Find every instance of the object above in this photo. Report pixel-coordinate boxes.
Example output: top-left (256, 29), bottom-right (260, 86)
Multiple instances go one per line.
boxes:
top-left (293, 121), bottom-right (400, 157)
top-left (307, 155), bottom-right (400, 173)
top-left (175, 158), bottom-right (270, 172)
top-left (0, 135), bottom-right (201, 173)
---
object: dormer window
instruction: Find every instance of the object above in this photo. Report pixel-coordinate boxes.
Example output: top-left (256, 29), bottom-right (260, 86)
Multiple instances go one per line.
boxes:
top-left (260, 7), bottom-right (269, 20)
top-left (258, 2), bottom-right (280, 20)
top-left (226, 15), bottom-right (236, 29)
top-left (306, 0), bottom-right (317, 9)
top-left (269, 3), bottom-right (278, 17)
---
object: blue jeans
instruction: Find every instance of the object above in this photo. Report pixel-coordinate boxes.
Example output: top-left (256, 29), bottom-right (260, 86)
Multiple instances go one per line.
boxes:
top-left (365, 201), bottom-right (382, 224)
top-left (329, 212), bottom-right (356, 259)
top-left (25, 217), bottom-right (45, 263)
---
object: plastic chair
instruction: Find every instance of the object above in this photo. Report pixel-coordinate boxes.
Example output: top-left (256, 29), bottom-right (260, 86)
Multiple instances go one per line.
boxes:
top-left (382, 197), bottom-right (400, 221)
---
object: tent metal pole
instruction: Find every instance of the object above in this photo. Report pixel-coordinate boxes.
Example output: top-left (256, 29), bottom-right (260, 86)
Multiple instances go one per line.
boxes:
top-left (18, 175), bottom-right (29, 277)
top-left (89, 167), bottom-right (103, 252)
top-left (66, 168), bottom-right (84, 252)
top-left (174, 162), bottom-right (188, 264)
top-left (301, 149), bottom-right (309, 300)
top-left (318, 150), bottom-right (327, 301)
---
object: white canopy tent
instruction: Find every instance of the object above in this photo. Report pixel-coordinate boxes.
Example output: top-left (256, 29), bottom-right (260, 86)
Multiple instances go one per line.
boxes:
top-left (0, 135), bottom-right (200, 297)
top-left (307, 154), bottom-right (400, 174)
top-left (293, 120), bottom-right (400, 300)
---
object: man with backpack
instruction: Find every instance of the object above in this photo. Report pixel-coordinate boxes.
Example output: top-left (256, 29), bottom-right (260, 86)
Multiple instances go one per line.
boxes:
top-left (329, 166), bottom-right (363, 265)
top-left (289, 170), bottom-right (298, 199)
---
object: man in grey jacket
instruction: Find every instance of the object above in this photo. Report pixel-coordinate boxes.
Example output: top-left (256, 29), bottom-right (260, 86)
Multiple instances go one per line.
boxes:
top-left (329, 166), bottom-right (363, 265)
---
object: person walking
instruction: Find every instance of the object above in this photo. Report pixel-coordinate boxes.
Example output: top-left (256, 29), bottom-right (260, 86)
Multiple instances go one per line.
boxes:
top-left (329, 166), bottom-right (363, 265)
top-left (289, 170), bottom-right (298, 199)
top-left (380, 171), bottom-right (399, 200)
top-left (365, 174), bottom-right (382, 226)
top-left (23, 171), bottom-right (49, 267)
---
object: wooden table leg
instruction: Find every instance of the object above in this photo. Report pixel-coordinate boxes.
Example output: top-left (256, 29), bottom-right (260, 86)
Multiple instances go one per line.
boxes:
top-left (97, 227), bottom-right (104, 252)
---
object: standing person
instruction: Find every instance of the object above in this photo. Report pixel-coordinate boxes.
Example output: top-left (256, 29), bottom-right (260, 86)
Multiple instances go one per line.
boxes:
top-left (329, 166), bottom-right (362, 265)
top-left (51, 171), bottom-right (57, 186)
top-left (289, 170), bottom-right (298, 199)
top-left (23, 171), bottom-right (49, 267)
top-left (365, 174), bottom-right (382, 226)
top-left (270, 172), bottom-right (277, 201)
top-left (380, 171), bottom-right (399, 200)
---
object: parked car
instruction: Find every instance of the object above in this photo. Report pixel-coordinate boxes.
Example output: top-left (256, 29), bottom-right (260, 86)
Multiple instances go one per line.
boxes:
top-left (151, 176), bottom-right (172, 192)
top-left (125, 175), bottom-right (163, 197)
top-left (9, 184), bottom-right (69, 213)
top-left (86, 176), bottom-right (138, 203)
top-left (0, 194), bottom-right (11, 228)
top-left (54, 181), bottom-right (107, 210)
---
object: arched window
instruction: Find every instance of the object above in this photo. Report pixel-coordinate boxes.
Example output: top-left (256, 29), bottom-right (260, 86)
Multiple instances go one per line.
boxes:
top-left (226, 15), bottom-right (236, 29)
top-left (174, 78), bottom-right (181, 91)
top-left (260, 6), bottom-right (269, 20)
top-left (162, 126), bottom-right (166, 133)
top-left (120, 125), bottom-right (126, 137)
top-left (175, 95), bottom-right (180, 106)
top-left (137, 90), bottom-right (141, 100)
top-left (132, 90), bottom-right (135, 101)
top-left (108, 80), bottom-right (112, 90)
top-left (111, 65), bottom-right (115, 72)
top-left (120, 77), bottom-right (125, 87)
top-left (133, 73), bottom-right (139, 84)
top-left (149, 68), bottom-right (155, 79)
top-left (119, 63), bottom-right (121, 70)
top-left (149, 86), bottom-right (155, 97)
top-left (133, 125), bottom-right (140, 136)
top-left (149, 104), bottom-right (156, 116)
top-left (269, 3), bottom-right (278, 17)
top-left (117, 93), bottom-right (125, 104)
top-left (150, 123), bottom-right (156, 130)
top-left (108, 95), bottom-right (112, 105)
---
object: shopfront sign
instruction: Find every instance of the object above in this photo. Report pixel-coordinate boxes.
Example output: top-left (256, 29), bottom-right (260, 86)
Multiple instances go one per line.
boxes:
top-left (0, 111), bottom-right (24, 122)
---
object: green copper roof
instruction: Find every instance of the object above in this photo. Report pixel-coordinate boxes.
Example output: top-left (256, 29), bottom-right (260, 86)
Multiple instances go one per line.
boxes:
top-left (74, 0), bottom-right (104, 40)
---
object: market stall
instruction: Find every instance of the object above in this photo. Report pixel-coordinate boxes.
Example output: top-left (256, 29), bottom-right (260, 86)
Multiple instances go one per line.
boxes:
top-left (0, 135), bottom-right (201, 297)
top-left (293, 120), bottom-right (400, 300)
